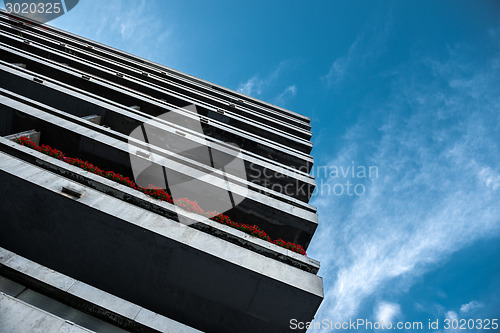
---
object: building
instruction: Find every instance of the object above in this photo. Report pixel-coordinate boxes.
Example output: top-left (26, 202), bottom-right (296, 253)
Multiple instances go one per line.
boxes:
top-left (0, 9), bottom-right (323, 332)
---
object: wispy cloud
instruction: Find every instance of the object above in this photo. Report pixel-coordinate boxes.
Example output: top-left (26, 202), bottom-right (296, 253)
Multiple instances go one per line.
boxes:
top-left (322, 12), bottom-right (392, 87)
top-left (374, 301), bottom-right (401, 324)
top-left (310, 28), bottom-right (500, 324)
top-left (459, 301), bottom-right (483, 315)
top-left (477, 167), bottom-right (500, 190)
top-left (238, 76), bottom-right (260, 96)
top-left (433, 301), bottom-right (485, 333)
top-left (52, 0), bottom-right (175, 62)
top-left (443, 311), bottom-right (460, 333)
top-left (273, 84), bottom-right (297, 107)
top-left (237, 60), bottom-right (296, 99)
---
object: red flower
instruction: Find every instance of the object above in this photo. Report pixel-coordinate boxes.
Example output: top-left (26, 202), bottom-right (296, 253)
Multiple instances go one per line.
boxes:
top-left (13, 136), bottom-right (307, 255)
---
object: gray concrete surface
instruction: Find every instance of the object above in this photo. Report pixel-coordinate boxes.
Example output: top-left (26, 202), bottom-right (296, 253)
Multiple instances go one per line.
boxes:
top-left (0, 92), bottom-right (318, 247)
top-left (0, 154), bottom-right (323, 332)
top-left (0, 61), bottom-right (316, 201)
top-left (0, 40), bottom-right (314, 164)
top-left (0, 12), bottom-right (323, 332)
top-left (0, 12), bottom-right (312, 133)
top-left (0, 293), bottom-right (96, 333)
top-left (0, 248), bottom-right (201, 333)
top-left (0, 135), bottom-right (320, 273)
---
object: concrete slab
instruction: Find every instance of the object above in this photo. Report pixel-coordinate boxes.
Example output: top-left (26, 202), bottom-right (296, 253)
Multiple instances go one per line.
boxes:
top-left (0, 95), bottom-right (318, 248)
top-left (0, 13), bottom-right (323, 332)
top-left (0, 137), bottom-right (320, 272)
top-left (0, 40), bottom-right (314, 160)
top-left (0, 293), bottom-right (96, 333)
top-left (0, 60), bottom-right (316, 185)
top-left (0, 248), bottom-right (202, 333)
top-left (0, 154), bottom-right (323, 332)
top-left (0, 15), bottom-right (312, 134)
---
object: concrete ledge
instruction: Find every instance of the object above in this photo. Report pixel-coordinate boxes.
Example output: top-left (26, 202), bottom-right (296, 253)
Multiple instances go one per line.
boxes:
top-left (0, 63), bottom-right (316, 202)
top-left (0, 247), bottom-right (201, 333)
top-left (0, 13), bottom-right (312, 132)
top-left (0, 293), bottom-right (95, 333)
top-left (4, 128), bottom-right (40, 144)
top-left (0, 42), bottom-right (314, 164)
top-left (0, 12), bottom-right (323, 332)
top-left (0, 93), bottom-right (318, 248)
top-left (0, 28), bottom-right (313, 152)
top-left (0, 136), bottom-right (320, 273)
top-left (0, 154), bottom-right (323, 332)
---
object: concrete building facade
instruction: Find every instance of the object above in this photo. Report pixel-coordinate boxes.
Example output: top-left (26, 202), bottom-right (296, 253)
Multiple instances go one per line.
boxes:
top-left (0, 10), bottom-right (323, 332)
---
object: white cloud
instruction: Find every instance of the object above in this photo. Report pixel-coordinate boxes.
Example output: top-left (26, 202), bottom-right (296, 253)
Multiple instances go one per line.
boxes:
top-left (310, 30), bottom-right (500, 325)
top-left (322, 12), bottom-right (392, 86)
top-left (375, 301), bottom-right (401, 324)
top-left (323, 42), bottom-right (355, 86)
top-left (433, 302), bottom-right (485, 333)
top-left (478, 167), bottom-right (500, 190)
top-left (51, 0), bottom-right (176, 62)
top-left (460, 301), bottom-right (483, 314)
top-left (446, 310), bottom-right (458, 321)
top-left (287, 85), bottom-right (297, 96)
top-left (237, 60), bottom-right (294, 98)
top-left (273, 84), bottom-right (297, 107)
top-left (238, 76), bottom-right (261, 96)
top-left (447, 311), bottom-right (460, 333)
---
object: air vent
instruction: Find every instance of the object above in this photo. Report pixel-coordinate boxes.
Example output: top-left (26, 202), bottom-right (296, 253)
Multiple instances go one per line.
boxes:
top-left (216, 109), bottom-right (225, 115)
top-left (116, 72), bottom-right (124, 78)
top-left (136, 150), bottom-right (151, 158)
top-left (23, 39), bottom-right (30, 44)
top-left (33, 77), bottom-right (44, 84)
top-left (175, 130), bottom-right (186, 137)
top-left (82, 114), bottom-right (101, 125)
top-left (82, 75), bottom-right (91, 80)
top-left (142, 71), bottom-right (149, 76)
top-left (228, 103), bottom-right (236, 108)
top-left (200, 117), bottom-right (209, 124)
top-left (59, 42), bottom-right (66, 47)
top-left (62, 185), bottom-right (85, 199)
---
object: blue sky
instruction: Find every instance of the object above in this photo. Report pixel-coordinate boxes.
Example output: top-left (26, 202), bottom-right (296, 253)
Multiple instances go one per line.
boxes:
top-left (4, 0), bottom-right (499, 331)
